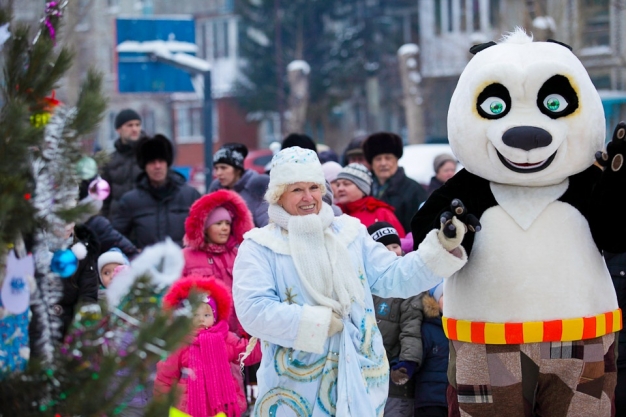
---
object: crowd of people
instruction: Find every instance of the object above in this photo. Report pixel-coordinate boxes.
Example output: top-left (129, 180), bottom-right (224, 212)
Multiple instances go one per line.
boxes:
top-left (45, 107), bottom-right (626, 417)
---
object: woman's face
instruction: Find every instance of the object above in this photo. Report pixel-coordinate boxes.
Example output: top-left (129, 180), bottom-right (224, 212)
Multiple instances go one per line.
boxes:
top-left (205, 220), bottom-right (231, 245)
top-left (278, 182), bottom-right (323, 216)
top-left (334, 178), bottom-right (364, 204)
top-left (214, 163), bottom-right (241, 189)
top-left (194, 303), bottom-right (215, 329)
top-left (436, 161), bottom-right (457, 183)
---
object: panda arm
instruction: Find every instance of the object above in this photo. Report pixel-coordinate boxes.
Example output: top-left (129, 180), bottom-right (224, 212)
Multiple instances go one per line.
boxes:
top-left (410, 169), bottom-right (495, 254)
top-left (588, 123), bottom-right (626, 253)
top-left (589, 165), bottom-right (626, 253)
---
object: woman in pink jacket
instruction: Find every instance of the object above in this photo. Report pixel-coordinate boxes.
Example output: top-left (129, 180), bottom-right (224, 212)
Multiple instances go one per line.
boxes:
top-left (182, 189), bottom-right (254, 335)
top-left (155, 276), bottom-right (261, 416)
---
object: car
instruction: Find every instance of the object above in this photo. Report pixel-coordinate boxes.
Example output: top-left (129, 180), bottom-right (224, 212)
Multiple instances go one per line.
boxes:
top-left (398, 143), bottom-right (461, 186)
top-left (244, 149), bottom-right (274, 174)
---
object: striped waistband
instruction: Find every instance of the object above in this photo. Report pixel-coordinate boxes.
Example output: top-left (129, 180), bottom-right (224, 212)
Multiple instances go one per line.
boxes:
top-left (442, 309), bottom-right (622, 344)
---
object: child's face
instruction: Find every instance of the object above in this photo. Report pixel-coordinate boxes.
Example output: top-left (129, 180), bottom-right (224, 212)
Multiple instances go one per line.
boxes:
top-left (101, 263), bottom-right (122, 287)
top-left (205, 220), bottom-right (231, 245)
top-left (194, 303), bottom-right (215, 329)
top-left (385, 243), bottom-right (403, 257)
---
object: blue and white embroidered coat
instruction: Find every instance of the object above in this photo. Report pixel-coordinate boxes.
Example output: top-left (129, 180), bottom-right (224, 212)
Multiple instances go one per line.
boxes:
top-left (233, 214), bottom-right (466, 417)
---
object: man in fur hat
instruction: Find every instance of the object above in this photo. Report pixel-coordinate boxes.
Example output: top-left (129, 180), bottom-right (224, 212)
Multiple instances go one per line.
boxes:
top-left (111, 134), bottom-right (200, 249)
top-left (363, 132), bottom-right (428, 232)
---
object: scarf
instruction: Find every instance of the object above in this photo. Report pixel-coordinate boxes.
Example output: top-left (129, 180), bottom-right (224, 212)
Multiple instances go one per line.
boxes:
top-left (187, 320), bottom-right (240, 417)
top-left (268, 203), bottom-right (365, 316)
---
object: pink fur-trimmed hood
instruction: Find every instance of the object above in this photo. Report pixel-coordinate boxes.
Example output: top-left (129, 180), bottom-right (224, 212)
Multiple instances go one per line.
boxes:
top-left (183, 190), bottom-right (254, 251)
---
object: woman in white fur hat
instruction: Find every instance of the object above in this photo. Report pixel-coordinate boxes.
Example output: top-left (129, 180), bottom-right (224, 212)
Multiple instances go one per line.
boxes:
top-left (233, 146), bottom-right (472, 417)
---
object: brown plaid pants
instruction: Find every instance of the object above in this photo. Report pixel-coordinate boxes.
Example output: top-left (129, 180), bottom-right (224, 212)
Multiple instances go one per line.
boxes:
top-left (447, 333), bottom-right (617, 417)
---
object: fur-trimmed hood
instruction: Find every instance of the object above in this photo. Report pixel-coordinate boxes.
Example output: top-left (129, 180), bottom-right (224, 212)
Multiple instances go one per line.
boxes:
top-left (163, 275), bottom-right (232, 323)
top-left (183, 190), bottom-right (254, 252)
top-left (422, 293), bottom-right (441, 319)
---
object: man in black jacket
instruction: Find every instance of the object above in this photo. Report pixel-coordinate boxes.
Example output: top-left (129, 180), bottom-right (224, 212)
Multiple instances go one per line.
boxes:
top-left (363, 132), bottom-right (428, 232)
top-left (101, 109), bottom-right (144, 219)
top-left (111, 134), bottom-right (200, 249)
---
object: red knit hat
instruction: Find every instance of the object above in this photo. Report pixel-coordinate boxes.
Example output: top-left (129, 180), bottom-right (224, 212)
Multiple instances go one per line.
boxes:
top-left (163, 275), bottom-right (232, 324)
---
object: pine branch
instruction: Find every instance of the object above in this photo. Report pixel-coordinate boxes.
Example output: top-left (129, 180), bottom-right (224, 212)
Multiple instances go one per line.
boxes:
top-left (70, 69), bottom-right (107, 137)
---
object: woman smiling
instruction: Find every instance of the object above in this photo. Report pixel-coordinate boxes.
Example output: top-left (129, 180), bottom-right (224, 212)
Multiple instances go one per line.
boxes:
top-left (233, 146), bottom-right (472, 416)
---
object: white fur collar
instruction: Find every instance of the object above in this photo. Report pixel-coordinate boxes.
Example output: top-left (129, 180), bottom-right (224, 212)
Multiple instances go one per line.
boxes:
top-left (244, 214), bottom-right (362, 254)
top-left (490, 179), bottom-right (569, 230)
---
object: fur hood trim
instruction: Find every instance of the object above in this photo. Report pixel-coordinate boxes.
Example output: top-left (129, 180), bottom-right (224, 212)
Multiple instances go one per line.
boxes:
top-left (184, 190), bottom-right (254, 251)
top-left (422, 294), bottom-right (441, 319)
top-left (244, 213), bottom-right (362, 255)
top-left (163, 275), bottom-right (232, 323)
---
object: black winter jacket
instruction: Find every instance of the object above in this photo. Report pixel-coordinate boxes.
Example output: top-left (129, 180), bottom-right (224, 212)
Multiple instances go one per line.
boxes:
top-left (373, 293), bottom-right (424, 399)
top-left (85, 215), bottom-right (139, 259)
top-left (100, 138), bottom-right (143, 219)
top-left (56, 224), bottom-right (100, 338)
top-left (372, 167), bottom-right (428, 232)
top-left (111, 171), bottom-right (201, 249)
top-left (208, 169), bottom-right (270, 227)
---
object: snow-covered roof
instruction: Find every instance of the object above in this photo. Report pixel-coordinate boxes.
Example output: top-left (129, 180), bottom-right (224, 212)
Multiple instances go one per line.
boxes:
top-left (168, 52), bottom-right (211, 72)
top-left (117, 40), bottom-right (198, 54)
top-left (117, 40), bottom-right (210, 73)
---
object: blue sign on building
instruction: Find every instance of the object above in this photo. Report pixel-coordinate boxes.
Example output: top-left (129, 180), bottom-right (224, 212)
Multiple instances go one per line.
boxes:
top-left (117, 17), bottom-right (197, 93)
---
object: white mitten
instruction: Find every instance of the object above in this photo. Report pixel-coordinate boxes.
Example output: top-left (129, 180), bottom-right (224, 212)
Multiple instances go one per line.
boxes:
top-left (437, 216), bottom-right (466, 251)
top-left (327, 312), bottom-right (344, 337)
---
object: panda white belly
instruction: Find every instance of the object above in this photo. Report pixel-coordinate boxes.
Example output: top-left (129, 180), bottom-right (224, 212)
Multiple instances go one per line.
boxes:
top-left (444, 200), bottom-right (618, 323)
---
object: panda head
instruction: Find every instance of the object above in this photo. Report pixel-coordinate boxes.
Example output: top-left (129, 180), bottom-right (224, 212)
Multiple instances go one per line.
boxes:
top-left (448, 28), bottom-right (605, 186)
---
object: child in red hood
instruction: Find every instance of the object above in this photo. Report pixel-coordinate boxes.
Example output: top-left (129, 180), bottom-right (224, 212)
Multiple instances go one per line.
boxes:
top-left (155, 276), bottom-right (261, 417)
top-left (182, 189), bottom-right (254, 335)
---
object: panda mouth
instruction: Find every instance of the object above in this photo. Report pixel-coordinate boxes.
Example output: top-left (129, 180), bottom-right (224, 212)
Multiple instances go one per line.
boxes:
top-left (496, 150), bottom-right (557, 173)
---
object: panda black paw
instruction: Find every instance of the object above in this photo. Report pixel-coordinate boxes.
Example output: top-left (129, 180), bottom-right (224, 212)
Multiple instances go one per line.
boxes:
top-left (440, 199), bottom-right (481, 237)
top-left (596, 121), bottom-right (626, 172)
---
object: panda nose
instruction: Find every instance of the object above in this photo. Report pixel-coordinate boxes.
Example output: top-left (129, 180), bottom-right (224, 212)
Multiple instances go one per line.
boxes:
top-left (502, 126), bottom-right (552, 151)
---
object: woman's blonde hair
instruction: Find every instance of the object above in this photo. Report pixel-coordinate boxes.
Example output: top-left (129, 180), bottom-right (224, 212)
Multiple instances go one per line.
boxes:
top-left (264, 182), bottom-right (327, 205)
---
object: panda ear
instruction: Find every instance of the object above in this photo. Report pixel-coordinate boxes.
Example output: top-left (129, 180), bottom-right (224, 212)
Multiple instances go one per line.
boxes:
top-left (547, 39), bottom-right (572, 51)
top-left (469, 41), bottom-right (497, 55)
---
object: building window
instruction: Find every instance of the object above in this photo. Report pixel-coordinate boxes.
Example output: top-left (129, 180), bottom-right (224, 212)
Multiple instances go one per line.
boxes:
top-left (205, 19), bottom-right (232, 60)
top-left (175, 104), bottom-right (204, 144)
top-left (582, 0), bottom-right (610, 47)
top-left (433, 0), bottom-right (494, 34)
top-left (140, 109), bottom-right (155, 136)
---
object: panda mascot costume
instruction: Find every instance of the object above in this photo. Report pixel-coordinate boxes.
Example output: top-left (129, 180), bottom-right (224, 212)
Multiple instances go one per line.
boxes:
top-left (411, 29), bottom-right (626, 416)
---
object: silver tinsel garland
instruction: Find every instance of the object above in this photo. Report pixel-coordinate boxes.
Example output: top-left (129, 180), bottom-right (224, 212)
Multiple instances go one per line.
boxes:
top-left (30, 106), bottom-right (79, 364)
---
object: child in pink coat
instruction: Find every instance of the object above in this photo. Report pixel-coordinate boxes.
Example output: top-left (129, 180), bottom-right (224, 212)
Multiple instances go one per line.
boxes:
top-left (182, 190), bottom-right (254, 335)
top-left (155, 276), bottom-right (261, 417)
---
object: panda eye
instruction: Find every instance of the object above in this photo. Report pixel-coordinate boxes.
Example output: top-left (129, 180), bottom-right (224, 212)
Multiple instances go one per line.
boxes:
top-left (542, 94), bottom-right (568, 112)
top-left (479, 97), bottom-right (507, 116)
top-left (476, 83), bottom-right (511, 120)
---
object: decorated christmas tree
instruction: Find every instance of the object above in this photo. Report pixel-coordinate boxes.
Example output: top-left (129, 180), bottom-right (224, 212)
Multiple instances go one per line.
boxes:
top-left (0, 4), bottom-right (193, 416)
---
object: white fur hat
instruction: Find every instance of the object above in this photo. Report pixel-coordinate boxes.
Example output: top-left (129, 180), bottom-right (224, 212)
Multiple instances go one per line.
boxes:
top-left (267, 146), bottom-right (325, 192)
top-left (97, 248), bottom-right (129, 275)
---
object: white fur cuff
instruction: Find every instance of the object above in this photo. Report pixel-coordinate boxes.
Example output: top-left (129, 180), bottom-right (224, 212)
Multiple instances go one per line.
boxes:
top-left (418, 229), bottom-right (467, 278)
top-left (294, 305), bottom-right (332, 354)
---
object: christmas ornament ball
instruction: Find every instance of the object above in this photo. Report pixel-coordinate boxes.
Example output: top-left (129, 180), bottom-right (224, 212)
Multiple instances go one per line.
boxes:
top-left (50, 249), bottom-right (78, 278)
top-left (76, 157), bottom-right (98, 180)
top-left (88, 178), bottom-right (110, 201)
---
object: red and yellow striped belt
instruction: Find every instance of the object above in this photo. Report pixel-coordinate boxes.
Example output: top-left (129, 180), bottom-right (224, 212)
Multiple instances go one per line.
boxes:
top-left (442, 308), bottom-right (622, 344)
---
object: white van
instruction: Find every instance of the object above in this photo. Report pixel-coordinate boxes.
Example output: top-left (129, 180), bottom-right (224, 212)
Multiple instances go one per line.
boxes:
top-left (398, 144), bottom-right (461, 187)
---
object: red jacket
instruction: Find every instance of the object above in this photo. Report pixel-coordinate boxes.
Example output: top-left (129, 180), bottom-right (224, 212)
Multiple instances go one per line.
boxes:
top-left (337, 196), bottom-right (406, 237)
top-left (154, 328), bottom-right (261, 414)
top-left (182, 190), bottom-right (254, 334)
